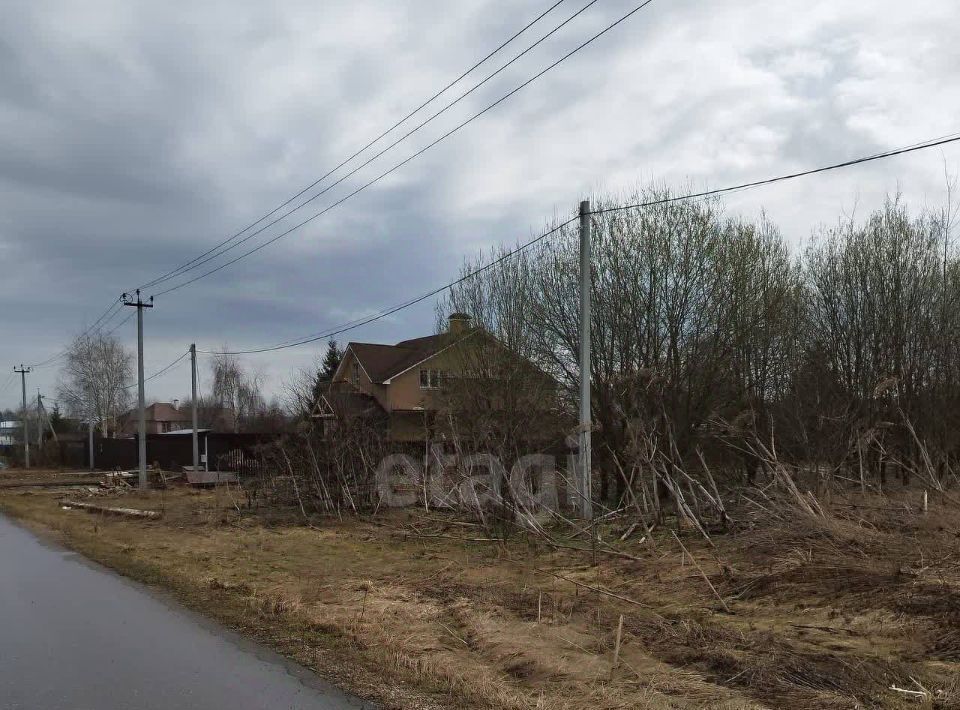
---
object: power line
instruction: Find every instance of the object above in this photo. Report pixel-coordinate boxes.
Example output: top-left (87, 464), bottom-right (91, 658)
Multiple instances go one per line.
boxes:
top-left (144, 350), bottom-right (190, 384)
top-left (201, 218), bottom-right (577, 356)
top-left (592, 132), bottom-right (960, 215)
top-left (123, 349), bottom-right (191, 390)
top-left (18, 2), bottom-right (576, 372)
top-left (0, 372), bottom-right (16, 398)
top-left (136, 0), bottom-right (569, 293)
top-left (153, 0), bottom-right (661, 298)
top-left (197, 130), bottom-right (960, 356)
top-left (22, 303), bottom-right (133, 378)
top-left (143, 0), bottom-right (602, 293)
top-left (27, 297), bottom-right (125, 369)
top-left (103, 310), bottom-right (136, 338)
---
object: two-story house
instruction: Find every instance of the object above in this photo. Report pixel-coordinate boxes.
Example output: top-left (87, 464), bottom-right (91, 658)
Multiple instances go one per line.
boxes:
top-left (314, 313), bottom-right (482, 441)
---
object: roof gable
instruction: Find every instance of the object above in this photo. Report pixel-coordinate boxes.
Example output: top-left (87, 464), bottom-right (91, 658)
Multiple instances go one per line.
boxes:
top-left (382, 330), bottom-right (482, 383)
top-left (311, 381), bottom-right (386, 419)
top-left (341, 335), bottom-right (451, 384)
top-left (332, 324), bottom-right (499, 385)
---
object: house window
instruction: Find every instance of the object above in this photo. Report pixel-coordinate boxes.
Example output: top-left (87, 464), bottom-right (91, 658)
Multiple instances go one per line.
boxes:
top-left (419, 369), bottom-right (445, 389)
top-left (351, 362), bottom-right (360, 386)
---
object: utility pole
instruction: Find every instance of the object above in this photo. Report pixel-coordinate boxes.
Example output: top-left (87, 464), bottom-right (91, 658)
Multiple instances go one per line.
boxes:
top-left (123, 290), bottom-right (153, 489)
top-left (579, 200), bottom-right (593, 520)
top-left (38, 397), bottom-right (58, 446)
top-left (36, 391), bottom-right (44, 450)
top-left (190, 344), bottom-right (199, 474)
top-left (14, 366), bottom-right (31, 468)
top-left (88, 417), bottom-right (95, 471)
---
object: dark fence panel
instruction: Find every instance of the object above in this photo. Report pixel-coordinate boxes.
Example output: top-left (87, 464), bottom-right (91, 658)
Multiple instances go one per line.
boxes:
top-left (92, 433), bottom-right (278, 474)
top-left (206, 433), bottom-right (274, 477)
top-left (58, 440), bottom-right (88, 469)
top-left (94, 438), bottom-right (136, 470)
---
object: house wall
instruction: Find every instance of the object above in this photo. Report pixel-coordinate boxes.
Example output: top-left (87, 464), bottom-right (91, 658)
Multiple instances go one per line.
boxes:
top-left (385, 348), bottom-right (473, 442)
top-left (387, 368), bottom-right (430, 411)
top-left (387, 346), bottom-right (468, 411)
top-left (334, 349), bottom-right (391, 411)
top-left (335, 333), bottom-right (538, 442)
top-left (119, 407), bottom-right (234, 436)
top-left (336, 350), bottom-right (369, 394)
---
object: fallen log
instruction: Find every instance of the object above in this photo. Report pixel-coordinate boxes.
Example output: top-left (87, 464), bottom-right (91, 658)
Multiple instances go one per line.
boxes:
top-left (60, 500), bottom-right (161, 520)
top-left (0, 478), bottom-right (103, 489)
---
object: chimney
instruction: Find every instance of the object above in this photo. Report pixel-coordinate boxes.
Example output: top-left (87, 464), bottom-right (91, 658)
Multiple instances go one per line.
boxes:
top-left (172, 399), bottom-right (180, 410)
top-left (448, 312), bottom-right (471, 335)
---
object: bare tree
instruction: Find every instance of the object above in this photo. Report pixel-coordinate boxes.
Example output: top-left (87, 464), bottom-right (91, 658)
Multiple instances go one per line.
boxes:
top-left (272, 181), bottom-right (960, 523)
top-left (211, 351), bottom-right (265, 432)
top-left (284, 366), bottom-right (319, 421)
top-left (57, 333), bottom-right (133, 437)
top-left (441, 184), bottom-right (804, 502)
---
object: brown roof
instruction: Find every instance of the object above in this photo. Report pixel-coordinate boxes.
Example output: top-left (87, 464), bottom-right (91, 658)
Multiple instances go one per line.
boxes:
top-left (145, 402), bottom-right (189, 421)
top-left (347, 334), bottom-right (450, 383)
top-left (314, 381), bottom-right (386, 419)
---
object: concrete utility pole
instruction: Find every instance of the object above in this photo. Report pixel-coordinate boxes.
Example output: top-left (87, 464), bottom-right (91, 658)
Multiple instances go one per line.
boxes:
top-left (38, 397), bottom-right (58, 446)
top-left (190, 344), bottom-right (199, 474)
top-left (123, 290), bottom-right (153, 489)
top-left (14, 366), bottom-right (31, 468)
top-left (36, 391), bottom-right (44, 449)
top-left (88, 417), bottom-right (95, 471)
top-left (579, 200), bottom-right (593, 520)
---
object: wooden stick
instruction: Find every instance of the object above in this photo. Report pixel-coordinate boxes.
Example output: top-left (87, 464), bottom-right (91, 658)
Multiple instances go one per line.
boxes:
top-left (60, 500), bottom-right (160, 519)
top-left (537, 569), bottom-right (654, 611)
top-left (619, 521), bottom-right (640, 542)
top-left (889, 685), bottom-right (926, 699)
top-left (0, 477), bottom-right (102, 489)
top-left (611, 614), bottom-right (624, 677)
top-left (437, 620), bottom-right (470, 647)
top-left (544, 539), bottom-right (645, 563)
top-left (671, 531), bottom-right (731, 613)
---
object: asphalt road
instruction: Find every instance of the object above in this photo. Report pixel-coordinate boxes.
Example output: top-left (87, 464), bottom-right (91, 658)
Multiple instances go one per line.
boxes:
top-left (0, 513), bottom-right (371, 710)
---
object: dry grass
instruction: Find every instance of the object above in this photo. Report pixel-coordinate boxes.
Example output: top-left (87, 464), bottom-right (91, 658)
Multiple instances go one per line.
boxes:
top-left (1, 473), bottom-right (959, 709)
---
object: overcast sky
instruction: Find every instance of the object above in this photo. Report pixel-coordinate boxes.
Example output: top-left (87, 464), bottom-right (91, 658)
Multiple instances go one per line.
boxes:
top-left (2, 0), bottom-right (959, 412)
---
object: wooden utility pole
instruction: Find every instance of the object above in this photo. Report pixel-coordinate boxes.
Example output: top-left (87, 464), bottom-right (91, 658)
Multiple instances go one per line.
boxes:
top-left (123, 290), bottom-right (153, 489)
top-left (14, 365), bottom-right (31, 468)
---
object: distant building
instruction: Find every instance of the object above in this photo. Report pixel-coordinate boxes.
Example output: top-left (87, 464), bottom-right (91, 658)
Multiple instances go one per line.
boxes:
top-left (118, 401), bottom-right (235, 436)
top-left (0, 420), bottom-right (22, 448)
top-left (313, 313), bottom-right (553, 442)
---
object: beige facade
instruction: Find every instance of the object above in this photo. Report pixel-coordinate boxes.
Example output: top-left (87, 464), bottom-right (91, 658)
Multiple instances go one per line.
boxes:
top-left (119, 402), bottom-right (236, 436)
top-left (318, 314), bottom-right (480, 441)
top-left (119, 402), bottom-right (191, 435)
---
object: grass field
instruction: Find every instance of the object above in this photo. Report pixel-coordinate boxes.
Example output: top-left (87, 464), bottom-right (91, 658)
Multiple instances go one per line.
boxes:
top-left (1, 471), bottom-right (958, 709)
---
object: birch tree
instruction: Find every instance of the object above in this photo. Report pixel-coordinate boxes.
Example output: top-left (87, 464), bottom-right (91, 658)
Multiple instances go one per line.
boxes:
top-left (57, 333), bottom-right (133, 437)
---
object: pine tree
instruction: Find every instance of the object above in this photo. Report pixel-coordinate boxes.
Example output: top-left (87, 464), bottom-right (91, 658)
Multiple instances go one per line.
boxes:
top-left (49, 402), bottom-right (64, 432)
top-left (312, 339), bottom-right (343, 406)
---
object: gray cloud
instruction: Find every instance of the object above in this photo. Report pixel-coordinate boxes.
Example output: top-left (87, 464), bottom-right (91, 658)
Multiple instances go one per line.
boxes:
top-left (2, 0), bottom-right (959, 409)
